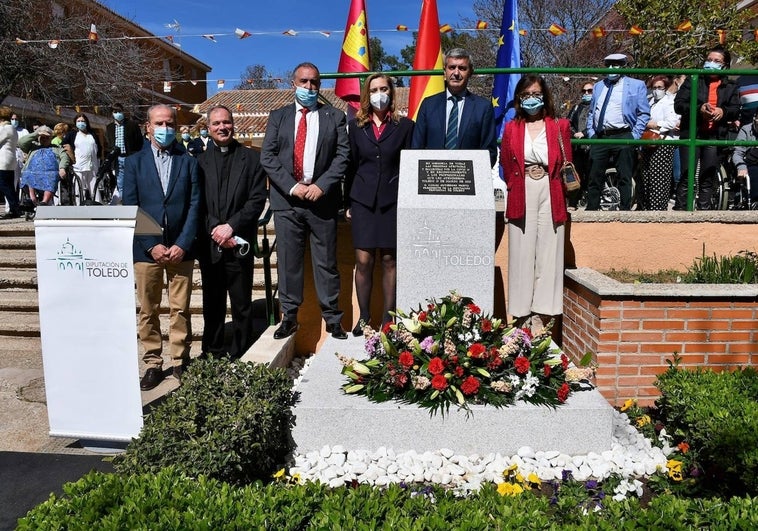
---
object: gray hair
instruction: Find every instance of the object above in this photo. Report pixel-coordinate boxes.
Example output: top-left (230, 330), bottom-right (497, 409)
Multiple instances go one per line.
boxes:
top-left (146, 104), bottom-right (177, 123)
top-left (444, 48), bottom-right (473, 70)
top-left (292, 62), bottom-right (320, 80)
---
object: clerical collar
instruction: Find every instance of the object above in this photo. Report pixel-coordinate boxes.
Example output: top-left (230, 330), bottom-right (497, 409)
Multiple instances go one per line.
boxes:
top-left (219, 146), bottom-right (229, 153)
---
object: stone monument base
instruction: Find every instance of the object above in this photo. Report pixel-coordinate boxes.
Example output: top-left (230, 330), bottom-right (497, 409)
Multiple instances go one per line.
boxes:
top-left (292, 336), bottom-right (614, 456)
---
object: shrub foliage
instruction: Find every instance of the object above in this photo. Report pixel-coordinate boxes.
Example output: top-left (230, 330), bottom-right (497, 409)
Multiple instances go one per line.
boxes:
top-left (113, 358), bottom-right (297, 485)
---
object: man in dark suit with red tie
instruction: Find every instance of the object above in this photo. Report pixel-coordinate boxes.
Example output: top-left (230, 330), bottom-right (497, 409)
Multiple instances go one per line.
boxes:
top-left (196, 105), bottom-right (268, 358)
top-left (261, 62), bottom-right (350, 340)
top-left (411, 48), bottom-right (498, 167)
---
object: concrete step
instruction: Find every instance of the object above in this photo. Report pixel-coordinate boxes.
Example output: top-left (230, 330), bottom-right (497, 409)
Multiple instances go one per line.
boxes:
top-left (0, 267), bottom-right (279, 290)
top-left (0, 250), bottom-right (38, 268)
top-left (0, 237), bottom-right (36, 250)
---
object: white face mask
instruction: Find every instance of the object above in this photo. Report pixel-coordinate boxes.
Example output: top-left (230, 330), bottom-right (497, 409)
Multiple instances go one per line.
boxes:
top-left (369, 92), bottom-right (390, 112)
top-left (653, 89), bottom-right (666, 100)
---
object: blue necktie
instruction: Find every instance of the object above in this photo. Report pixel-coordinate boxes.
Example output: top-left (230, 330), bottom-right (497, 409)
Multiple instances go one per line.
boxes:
top-left (445, 96), bottom-right (460, 149)
top-left (596, 82), bottom-right (615, 135)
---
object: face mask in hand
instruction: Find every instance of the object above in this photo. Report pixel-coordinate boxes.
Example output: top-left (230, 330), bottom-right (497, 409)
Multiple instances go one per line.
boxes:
top-left (295, 86), bottom-right (319, 108)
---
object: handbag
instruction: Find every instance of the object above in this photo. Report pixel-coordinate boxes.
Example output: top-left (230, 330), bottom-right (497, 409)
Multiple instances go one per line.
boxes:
top-left (641, 129), bottom-right (662, 149)
top-left (557, 128), bottom-right (581, 192)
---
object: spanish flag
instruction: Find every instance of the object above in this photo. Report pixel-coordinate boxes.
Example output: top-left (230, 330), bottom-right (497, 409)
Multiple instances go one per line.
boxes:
top-left (677, 20), bottom-right (692, 32)
top-left (439, 23), bottom-right (453, 34)
top-left (592, 27), bottom-right (607, 38)
top-left (408, 0), bottom-right (445, 120)
top-left (476, 20), bottom-right (488, 30)
top-left (396, 24), bottom-right (408, 31)
top-left (629, 25), bottom-right (643, 36)
top-left (548, 23), bottom-right (566, 36)
top-left (716, 29), bottom-right (726, 45)
top-left (335, 0), bottom-right (371, 111)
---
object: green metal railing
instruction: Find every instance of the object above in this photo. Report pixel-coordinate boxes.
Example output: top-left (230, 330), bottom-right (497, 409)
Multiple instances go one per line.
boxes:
top-left (322, 66), bottom-right (758, 211)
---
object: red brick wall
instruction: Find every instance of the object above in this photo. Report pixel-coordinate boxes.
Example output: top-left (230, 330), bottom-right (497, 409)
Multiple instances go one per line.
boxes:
top-left (563, 275), bottom-right (758, 407)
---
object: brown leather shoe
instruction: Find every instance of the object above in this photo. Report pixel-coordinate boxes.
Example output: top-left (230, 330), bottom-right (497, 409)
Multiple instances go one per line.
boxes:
top-left (140, 367), bottom-right (164, 391)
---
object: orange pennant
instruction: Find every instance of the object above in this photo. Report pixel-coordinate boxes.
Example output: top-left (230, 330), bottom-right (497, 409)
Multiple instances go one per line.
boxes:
top-left (476, 20), bottom-right (488, 30)
top-left (592, 27), bottom-right (607, 38)
top-left (677, 20), bottom-right (692, 32)
top-left (629, 25), bottom-right (643, 36)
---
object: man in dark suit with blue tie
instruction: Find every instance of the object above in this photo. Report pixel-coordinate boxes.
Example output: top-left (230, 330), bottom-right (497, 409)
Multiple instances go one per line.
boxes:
top-left (411, 48), bottom-right (498, 167)
top-left (261, 62), bottom-right (350, 340)
top-left (123, 104), bottom-right (200, 391)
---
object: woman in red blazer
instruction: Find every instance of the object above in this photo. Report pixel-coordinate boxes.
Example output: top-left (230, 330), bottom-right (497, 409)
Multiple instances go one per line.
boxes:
top-left (500, 74), bottom-right (570, 329)
top-left (345, 73), bottom-right (414, 336)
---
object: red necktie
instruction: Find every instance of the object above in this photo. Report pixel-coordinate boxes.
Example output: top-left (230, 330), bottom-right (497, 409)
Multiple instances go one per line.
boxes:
top-left (293, 108), bottom-right (308, 181)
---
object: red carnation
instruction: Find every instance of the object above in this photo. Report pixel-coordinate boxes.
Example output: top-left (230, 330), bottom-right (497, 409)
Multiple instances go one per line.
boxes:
top-left (450, 355), bottom-right (459, 364)
top-left (461, 376), bottom-right (480, 395)
top-left (488, 356), bottom-right (503, 370)
top-left (398, 350), bottom-right (414, 369)
top-left (481, 319), bottom-right (492, 332)
top-left (543, 364), bottom-right (552, 377)
top-left (428, 357), bottom-right (445, 375)
top-left (515, 356), bottom-right (531, 374)
top-left (393, 373), bottom-right (409, 388)
top-left (467, 303), bottom-right (481, 314)
top-left (454, 366), bottom-right (464, 378)
top-left (467, 343), bottom-right (486, 359)
top-left (558, 382), bottom-right (570, 403)
top-left (418, 311), bottom-right (427, 322)
top-left (427, 303), bottom-right (436, 311)
top-left (431, 374), bottom-right (448, 391)
top-left (561, 353), bottom-right (569, 370)
top-left (382, 321), bottom-right (393, 335)
top-left (521, 327), bottom-right (533, 340)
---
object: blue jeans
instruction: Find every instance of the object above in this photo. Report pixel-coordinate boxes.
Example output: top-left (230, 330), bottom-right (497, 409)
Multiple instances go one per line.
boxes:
top-left (116, 155), bottom-right (126, 194)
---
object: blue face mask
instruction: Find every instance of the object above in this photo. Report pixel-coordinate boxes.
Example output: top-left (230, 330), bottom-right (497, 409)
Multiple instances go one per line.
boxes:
top-left (199, 129), bottom-right (208, 138)
top-left (153, 126), bottom-right (175, 147)
top-left (113, 112), bottom-right (124, 122)
top-left (703, 61), bottom-right (723, 71)
top-left (76, 121), bottom-right (87, 131)
top-left (10, 119), bottom-right (18, 128)
top-left (521, 96), bottom-right (544, 115)
top-left (581, 94), bottom-right (592, 104)
top-left (295, 86), bottom-right (319, 108)
top-left (181, 133), bottom-right (191, 141)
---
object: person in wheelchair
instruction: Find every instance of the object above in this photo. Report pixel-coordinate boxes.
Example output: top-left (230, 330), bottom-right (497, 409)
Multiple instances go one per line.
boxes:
top-left (731, 109), bottom-right (758, 206)
top-left (18, 126), bottom-right (70, 208)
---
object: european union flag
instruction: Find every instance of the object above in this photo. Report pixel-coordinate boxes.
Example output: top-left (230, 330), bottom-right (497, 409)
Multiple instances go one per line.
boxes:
top-left (491, 0), bottom-right (521, 135)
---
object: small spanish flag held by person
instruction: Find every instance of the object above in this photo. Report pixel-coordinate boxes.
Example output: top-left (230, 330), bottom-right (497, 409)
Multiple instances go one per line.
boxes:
top-left (476, 20), bottom-right (488, 30)
top-left (629, 25), bottom-right (643, 36)
top-left (716, 29), bottom-right (726, 44)
top-left (439, 23), bottom-right (453, 34)
top-left (88, 23), bottom-right (98, 42)
top-left (677, 20), bottom-right (692, 32)
top-left (592, 27), bottom-right (606, 38)
top-left (396, 24), bottom-right (408, 31)
top-left (548, 24), bottom-right (566, 36)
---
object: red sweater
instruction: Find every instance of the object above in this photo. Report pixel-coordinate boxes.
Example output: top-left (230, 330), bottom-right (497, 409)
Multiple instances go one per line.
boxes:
top-left (500, 117), bottom-right (570, 224)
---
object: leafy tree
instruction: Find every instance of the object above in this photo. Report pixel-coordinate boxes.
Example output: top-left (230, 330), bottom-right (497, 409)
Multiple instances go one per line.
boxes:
top-left (369, 37), bottom-right (409, 86)
top-left (615, 0), bottom-right (758, 68)
top-left (235, 64), bottom-right (284, 89)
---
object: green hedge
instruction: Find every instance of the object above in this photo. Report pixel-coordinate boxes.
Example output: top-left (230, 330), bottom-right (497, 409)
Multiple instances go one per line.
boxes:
top-left (18, 469), bottom-right (758, 530)
top-left (113, 358), bottom-right (296, 486)
top-left (655, 365), bottom-right (758, 495)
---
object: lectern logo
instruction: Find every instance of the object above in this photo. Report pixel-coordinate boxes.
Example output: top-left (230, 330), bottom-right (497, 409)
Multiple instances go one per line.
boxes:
top-left (48, 238), bottom-right (130, 280)
top-left (411, 219), bottom-right (492, 267)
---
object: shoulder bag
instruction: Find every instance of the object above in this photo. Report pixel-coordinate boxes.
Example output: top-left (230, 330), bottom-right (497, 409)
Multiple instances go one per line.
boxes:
top-left (557, 127), bottom-right (581, 192)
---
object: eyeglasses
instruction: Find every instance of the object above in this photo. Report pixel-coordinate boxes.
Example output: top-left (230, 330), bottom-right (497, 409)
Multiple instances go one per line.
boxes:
top-left (582, 89), bottom-right (593, 94)
top-left (652, 86), bottom-right (665, 90)
top-left (520, 92), bottom-right (543, 99)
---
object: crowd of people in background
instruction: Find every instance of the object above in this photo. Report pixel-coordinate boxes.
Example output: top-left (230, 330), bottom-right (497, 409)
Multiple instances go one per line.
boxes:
top-left (3, 43), bottom-right (758, 390)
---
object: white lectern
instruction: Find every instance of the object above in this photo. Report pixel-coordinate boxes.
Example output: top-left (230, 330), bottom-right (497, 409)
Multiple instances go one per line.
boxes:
top-left (34, 206), bottom-right (162, 442)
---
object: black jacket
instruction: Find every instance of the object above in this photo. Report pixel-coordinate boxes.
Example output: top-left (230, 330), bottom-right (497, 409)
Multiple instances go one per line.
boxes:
top-left (105, 119), bottom-right (144, 156)
top-left (674, 76), bottom-right (740, 139)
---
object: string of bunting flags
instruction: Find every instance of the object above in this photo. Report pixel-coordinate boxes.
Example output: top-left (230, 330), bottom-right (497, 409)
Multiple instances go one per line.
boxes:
top-left (11, 19), bottom-right (757, 49)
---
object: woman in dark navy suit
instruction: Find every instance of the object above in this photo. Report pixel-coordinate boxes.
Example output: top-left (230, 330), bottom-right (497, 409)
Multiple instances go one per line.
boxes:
top-left (345, 73), bottom-right (414, 335)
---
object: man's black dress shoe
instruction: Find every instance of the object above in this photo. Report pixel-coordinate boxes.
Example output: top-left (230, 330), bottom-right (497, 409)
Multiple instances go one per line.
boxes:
top-left (140, 367), bottom-right (164, 391)
top-left (274, 320), bottom-right (298, 339)
top-left (0, 210), bottom-right (21, 220)
top-left (352, 318), bottom-right (368, 337)
top-left (327, 323), bottom-right (348, 339)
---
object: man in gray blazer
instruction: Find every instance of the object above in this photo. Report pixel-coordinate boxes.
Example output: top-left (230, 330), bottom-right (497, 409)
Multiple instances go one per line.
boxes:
top-left (261, 62), bottom-right (350, 340)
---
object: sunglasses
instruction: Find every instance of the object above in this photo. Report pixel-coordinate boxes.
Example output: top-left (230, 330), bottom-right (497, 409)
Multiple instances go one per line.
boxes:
top-left (582, 89), bottom-right (593, 94)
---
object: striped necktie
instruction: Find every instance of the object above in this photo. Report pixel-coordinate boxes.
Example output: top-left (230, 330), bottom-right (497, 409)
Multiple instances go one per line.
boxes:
top-left (445, 95), bottom-right (460, 149)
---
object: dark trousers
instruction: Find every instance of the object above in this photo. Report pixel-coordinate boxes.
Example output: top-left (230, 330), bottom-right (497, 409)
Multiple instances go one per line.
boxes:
top-left (674, 145), bottom-right (721, 210)
top-left (274, 207), bottom-right (342, 326)
top-left (199, 252), bottom-right (255, 358)
top-left (0, 170), bottom-right (19, 212)
top-left (586, 132), bottom-right (635, 210)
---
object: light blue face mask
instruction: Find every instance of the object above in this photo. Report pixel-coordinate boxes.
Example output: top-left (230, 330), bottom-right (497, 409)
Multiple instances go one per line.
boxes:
top-left (581, 94), bottom-right (592, 104)
top-left (113, 112), bottom-right (124, 122)
top-left (181, 133), bottom-right (191, 141)
top-left (199, 129), bottom-right (208, 138)
top-left (295, 86), bottom-right (319, 108)
top-left (703, 61), bottom-right (723, 71)
top-left (153, 126), bottom-right (175, 147)
top-left (76, 121), bottom-right (87, 131)
top-left (10, 119), bottom-right (18, 128)
top-left (521, 96), bottom-right (544, 115)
